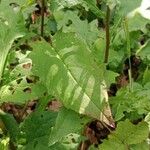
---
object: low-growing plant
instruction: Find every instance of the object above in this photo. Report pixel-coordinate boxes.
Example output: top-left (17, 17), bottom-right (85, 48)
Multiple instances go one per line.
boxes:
top-left (0, 0), bottom-right (150, 149)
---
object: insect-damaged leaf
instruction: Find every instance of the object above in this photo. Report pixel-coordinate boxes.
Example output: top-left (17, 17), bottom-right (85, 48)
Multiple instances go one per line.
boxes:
top-left (29, 32), bottom-right (114, 126)
top-left (0, 0), bottom-right (26, 81)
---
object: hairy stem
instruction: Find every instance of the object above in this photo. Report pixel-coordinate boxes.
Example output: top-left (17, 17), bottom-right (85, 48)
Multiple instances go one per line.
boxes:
top-left (104, 6), bottom-right (110, 63)
top-left (41, 0), bottom-right (45, 37)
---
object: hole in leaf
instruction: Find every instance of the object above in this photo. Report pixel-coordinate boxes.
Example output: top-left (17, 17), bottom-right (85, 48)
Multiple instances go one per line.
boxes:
top-left (66, 19), bottom-right (72, 26)
top-left (27, 100), bottom-right (38, 111)
top-left (80, 122), bottom-right (84, 125)
top-left (9, 3), bottom-right (19, 7)
top-left (9, 3), bottom-right (20, 12)
top-left (26, 77), bottom-right (33, 84)
top-left (80, 116), bottom-right (84, 119)
top-left (8, 86), bottom-right (14, 91)
top-left (16, 78), bottom-right (23, 84)
top-left (44, 36), bottom-right (52, 43)
top-left (43, 92), bottom-right (47, 96)
top-left (19, 44), bottom-right (32, 51)
top-left (18, 73), bottom-right (21, 77)
top-left (23, 87), bottom-right (32, 93)
top-left (22, 63), bottom-right (32, 69)
top-left (71, 138), bottom-right (76, 143)
top-left (26, 75), bottom-right (39, 84)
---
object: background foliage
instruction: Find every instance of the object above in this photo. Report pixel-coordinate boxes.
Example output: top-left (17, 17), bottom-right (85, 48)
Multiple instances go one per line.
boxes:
top-left (0, 0), bottom-right (150, 149)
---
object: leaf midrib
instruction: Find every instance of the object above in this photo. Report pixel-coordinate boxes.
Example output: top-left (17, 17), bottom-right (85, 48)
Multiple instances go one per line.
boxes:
top-left (54, 46), bottom-right (102, 115)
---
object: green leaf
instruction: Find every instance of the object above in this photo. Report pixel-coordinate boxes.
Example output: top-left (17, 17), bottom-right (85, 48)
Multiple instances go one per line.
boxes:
top-left (93, 35), bottom-right (124, 71)
top-left (93, 37), bottom-right (106, 63)
top-left (101, 120), bottom-right (149, 149)
top-left (1, 0), bottom-right (31, 6)
top-left (82, 0), bottom-right (105, 18)
top-left (114, 120), bottom-right (148, 145)
top-left (22, 111), bottom-right (57, 149)
top-left (61, 133), bottom-right (84, 150)
top-left (50, 133), bottom-right (84, 150)
top-left (104, 70), bottom-right (118, 87)
top-left (49, 108), bottom-right (90, 146)
top-left (54, 10), bottom-right (99, 45)
top-left (128, 13), bottom-right (150, 32)
top-left (29, 32), bottom-right (114, 125)
top-left (130, 141), bottom-right (149, 150)
top-left (111, 82), bottom-right (150, 121)
top-left (0, 0), bottom-right (26, 81)
top-left (143, 67), bottom-right (150, 84)
top-left (0, 78), bottom-right (46, 104)
top-left (0, 110), bottom-right (19, 142)
top-left (100, 138), bottom-right (125, 150)
top-left (93, 38), bottom-right (119, 85)
top-left (118, 0), bottom-right (141, 17)
top-left (49, 142), bottom-right (67, 150)
top-left (89, 145), bottom-right (99, 150)
top-left (54, 0), bottom-right (81, 9)
top-left (137, 41), bottom-right (150, 64)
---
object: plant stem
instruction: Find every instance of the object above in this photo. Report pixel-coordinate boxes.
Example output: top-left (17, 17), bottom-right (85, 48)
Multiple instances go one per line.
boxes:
top-left (123, 18), bottom-right (133, 92)
top-left (104, 6), bottom-right (110, 63)
top-left (41, 0), bottom-right (45, 37)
